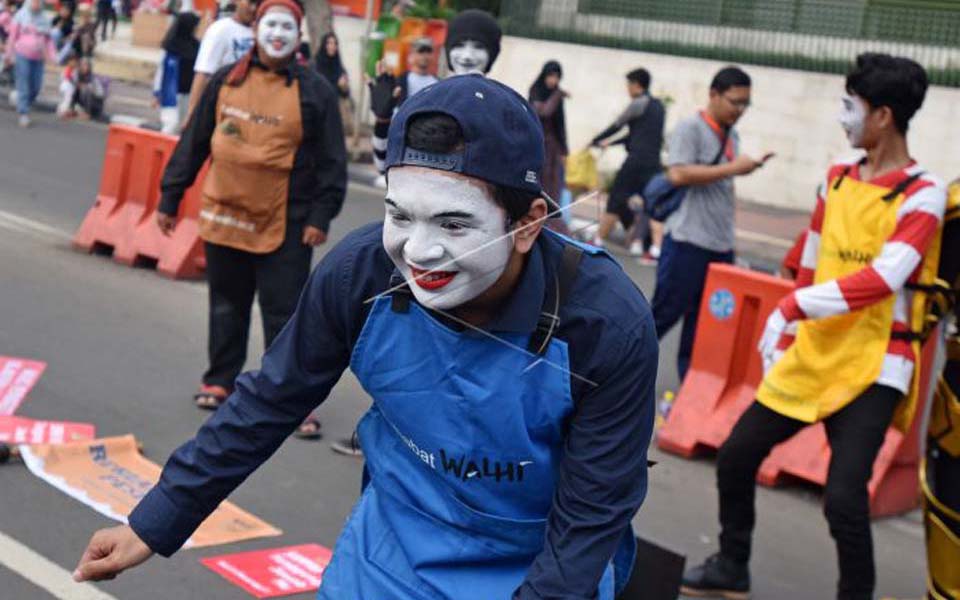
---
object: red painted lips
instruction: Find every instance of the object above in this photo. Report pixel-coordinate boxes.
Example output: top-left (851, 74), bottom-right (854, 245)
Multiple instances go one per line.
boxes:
top-left (410, 267), bottom-right (457, 291)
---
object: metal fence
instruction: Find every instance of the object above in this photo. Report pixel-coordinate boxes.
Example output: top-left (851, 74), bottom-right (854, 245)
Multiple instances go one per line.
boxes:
top-left (499, 0), bottom-right (960, 87)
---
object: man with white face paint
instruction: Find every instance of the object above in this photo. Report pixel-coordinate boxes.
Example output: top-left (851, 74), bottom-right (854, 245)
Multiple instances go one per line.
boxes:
top-left (74, 75), bottom-right (658, 600)
top-left (150, 0), bottom-right (346, 429)
top-left (682, 53), bottom-right (946, 600)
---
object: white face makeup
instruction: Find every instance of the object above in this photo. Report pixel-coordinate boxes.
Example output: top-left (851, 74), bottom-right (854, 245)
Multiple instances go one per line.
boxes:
top-left (383, 167), bottom-right (513, 310)
top-left (839, 93), bottom-right (868, 148)
top-left (257, 8), bottom-right (299, 59)
top-left (448, 40), bottom-right (490, 76)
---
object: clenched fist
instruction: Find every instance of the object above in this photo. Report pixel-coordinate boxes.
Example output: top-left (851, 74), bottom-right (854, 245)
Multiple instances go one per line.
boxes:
top-left (74, 525), bottom-right (154, 582)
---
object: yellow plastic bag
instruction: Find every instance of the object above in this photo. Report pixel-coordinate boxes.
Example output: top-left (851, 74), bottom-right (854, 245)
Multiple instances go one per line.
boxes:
top-left (565, 149), bottom-right (598, 192)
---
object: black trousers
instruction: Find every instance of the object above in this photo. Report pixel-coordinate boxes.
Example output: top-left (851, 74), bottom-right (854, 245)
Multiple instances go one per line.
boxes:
top-left (202, 219), bottom-right (313, 389)
top-left (651, 235), bottom-right (733, 380)
top-left (606, 154), bottom-right (659, 237)
top-left (717, 385), bottom-right (901, 600)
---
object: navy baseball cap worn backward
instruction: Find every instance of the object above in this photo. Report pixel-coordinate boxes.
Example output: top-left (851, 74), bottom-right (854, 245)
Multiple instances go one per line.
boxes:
top-left (385, 75), bottom-right (545, 197)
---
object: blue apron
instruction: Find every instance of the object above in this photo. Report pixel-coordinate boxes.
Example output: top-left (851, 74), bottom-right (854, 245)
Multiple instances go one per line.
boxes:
top-left (318, 237), bottom-right (635, 600)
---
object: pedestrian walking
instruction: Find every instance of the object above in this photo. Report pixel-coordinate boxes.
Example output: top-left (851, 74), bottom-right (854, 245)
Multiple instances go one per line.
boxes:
top-left (94, 0), bottom-right (115, 42)
top-left (528, 60), bottom-right (568, 204)
top-left (591, 68), bottom-right (666, 259)
top-left (153, 11), bottom-right (199, 134)
top-left (3, 0), bottom-right (56, 128)
top-left (75, 74), bottom-right (658, 600)
top-left (185, 0), bottom-right (255, 123)
top-left (681, 54), bottom-right (945, 600)
top-left (650, 66), bottom-right (767, 381)
top-left (151, 0), bottom-right (346, 430)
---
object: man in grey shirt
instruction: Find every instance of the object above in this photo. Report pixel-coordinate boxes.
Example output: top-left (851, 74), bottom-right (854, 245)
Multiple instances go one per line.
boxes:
top-left (652, 66), bottom-right (767, 380)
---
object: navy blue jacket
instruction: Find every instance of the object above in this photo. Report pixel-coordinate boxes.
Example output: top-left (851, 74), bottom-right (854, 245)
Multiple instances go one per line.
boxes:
top-left (128, 223), bottom-right (657, 599)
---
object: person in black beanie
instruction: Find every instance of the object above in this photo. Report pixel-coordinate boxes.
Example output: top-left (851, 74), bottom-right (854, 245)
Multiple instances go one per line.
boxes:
top-left (444, 8), bottom-right (500, 76)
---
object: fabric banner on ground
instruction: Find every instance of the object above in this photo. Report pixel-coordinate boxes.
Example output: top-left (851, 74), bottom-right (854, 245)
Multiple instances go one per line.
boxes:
top-left (0, 416), bottom-right (96, 444)
top-left (200, 544), bottom-right (333, 598)
top-left (19, 435), bottom-right (281, 548)
top-left (0, 356), bottom-right (47, 415)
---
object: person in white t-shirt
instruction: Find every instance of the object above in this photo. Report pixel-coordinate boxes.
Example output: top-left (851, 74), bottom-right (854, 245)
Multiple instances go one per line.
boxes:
top-left (184, 0), bottom-right (256, 123)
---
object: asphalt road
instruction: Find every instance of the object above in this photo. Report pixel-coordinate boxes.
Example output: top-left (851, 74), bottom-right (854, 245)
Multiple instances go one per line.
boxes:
top-left (0, 109), bottom-right (927, 599)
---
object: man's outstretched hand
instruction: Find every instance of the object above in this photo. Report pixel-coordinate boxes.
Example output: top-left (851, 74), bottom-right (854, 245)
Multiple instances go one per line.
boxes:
top-left (74, 525), bottom-right (154, 582)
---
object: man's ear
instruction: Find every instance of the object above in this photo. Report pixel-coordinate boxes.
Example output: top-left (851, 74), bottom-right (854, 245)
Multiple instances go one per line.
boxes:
top-left (512, 198), bottom-right (548, 255)
top-left (874, 105), bottom-right (895, 131)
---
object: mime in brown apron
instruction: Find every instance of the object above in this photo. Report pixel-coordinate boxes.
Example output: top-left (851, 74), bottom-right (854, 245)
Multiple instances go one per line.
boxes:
top-left (200, 67), bottom-right (303, 253)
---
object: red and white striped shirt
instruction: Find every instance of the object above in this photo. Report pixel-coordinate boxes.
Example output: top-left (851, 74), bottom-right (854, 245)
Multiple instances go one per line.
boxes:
top-left (776, 159), bottom-right (947, 393)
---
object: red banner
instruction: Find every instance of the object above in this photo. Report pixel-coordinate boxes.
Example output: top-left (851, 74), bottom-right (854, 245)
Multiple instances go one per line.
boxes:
top-left (201, 544), bottom-right (333, 598)
top-left (0, 416), bottom-right (95, 444)
top-left (0, 356), bottom-right (47, 415)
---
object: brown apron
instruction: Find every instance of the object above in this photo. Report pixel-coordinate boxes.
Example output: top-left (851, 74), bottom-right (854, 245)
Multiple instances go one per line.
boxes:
top-left (200, 68), bottom-right (303, 254)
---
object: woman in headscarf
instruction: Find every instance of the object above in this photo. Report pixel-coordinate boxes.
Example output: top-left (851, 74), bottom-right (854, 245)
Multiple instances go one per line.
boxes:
top-left (528, 60), bottom-right (569, 204)
top-left (153, 12), bottom-right (200, 134)
top-left (315, 32), bottom-right (348, 98)
top-left (3, 0), bottom-right (56, 127)
top-left (314, 31), bottom-right (352, 135)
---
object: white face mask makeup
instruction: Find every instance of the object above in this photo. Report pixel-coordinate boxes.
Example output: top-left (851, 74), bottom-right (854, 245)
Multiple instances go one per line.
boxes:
top-left (448, 40), bottom-right (490, 76)
top-left (257, 8), bottom-right (299, 60)
top-left (839, 93), bottom-right (868, 148)
top-left (383, 167), bottom-right (513, 310)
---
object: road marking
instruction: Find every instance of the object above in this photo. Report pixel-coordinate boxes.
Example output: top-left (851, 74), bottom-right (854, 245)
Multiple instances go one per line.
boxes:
top-left (0, 209), bottom-right (73, 241)
top-left (0, 530), bottom-right (119, 600)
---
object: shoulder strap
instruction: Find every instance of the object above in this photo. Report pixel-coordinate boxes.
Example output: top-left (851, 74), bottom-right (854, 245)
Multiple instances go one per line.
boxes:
top-left (832, 158), bottom-right (867, 191)
top-left (389, 272), bottom-right (413, 313)
top-left (527, 244), bottom-right (583, 355)
top-left (709, 129), bottom-right (730, 166)
top-left (881, 171), bottom-right (925, 202)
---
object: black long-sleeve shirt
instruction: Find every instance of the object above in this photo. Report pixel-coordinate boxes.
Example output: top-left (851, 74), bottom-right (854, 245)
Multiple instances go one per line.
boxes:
top-left (128, 223), bottom-right (658, 599)
top-left (159, 59), bottom-right (347, 232)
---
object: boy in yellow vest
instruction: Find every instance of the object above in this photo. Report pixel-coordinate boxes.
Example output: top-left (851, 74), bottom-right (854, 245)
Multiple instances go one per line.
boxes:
top-left (682, 53), bottom-right (947, 600)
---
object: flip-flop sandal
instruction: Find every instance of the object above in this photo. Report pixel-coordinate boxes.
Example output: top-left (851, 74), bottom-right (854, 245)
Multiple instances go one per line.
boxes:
top-left (194, 385), bottom-right (230, 411)
top-left (294, 414), bottom-right (323, 440)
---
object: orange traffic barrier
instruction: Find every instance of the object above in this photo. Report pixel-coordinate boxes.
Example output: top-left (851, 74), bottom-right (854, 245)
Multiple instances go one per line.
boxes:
top-left (658, 264), bottom-right (791, 457)
top-left (657, 263), bottom-right (934, 517)
top-left (73, 125), bottom-right (206, 279)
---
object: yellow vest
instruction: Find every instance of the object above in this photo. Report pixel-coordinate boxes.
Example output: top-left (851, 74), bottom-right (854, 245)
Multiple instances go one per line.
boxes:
top-left (757, 167), bottom-right (941, 429)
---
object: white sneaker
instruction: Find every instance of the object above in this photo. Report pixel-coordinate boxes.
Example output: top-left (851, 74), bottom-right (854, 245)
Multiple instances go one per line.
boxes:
top-left (629, 240), bottom-right (643, 256)
top-left (649, 245), bottom-right (661, 259)
top-left (18, 115), bottom-right (30, 128)
top-left (591, 236), bottom-right (605, 248)
top-left (373, 174), bottom-right (387, 190)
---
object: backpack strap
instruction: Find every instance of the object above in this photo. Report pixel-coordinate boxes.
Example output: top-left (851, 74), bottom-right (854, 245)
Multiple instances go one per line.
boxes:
top-left (389, 272), bottom-right (413, 313)
top-left (882, 171), bottom-right (925, 202)
top-left (832, 158), bottom-right (866, 191)
top-left (527, 244), bottom-right (583, 355)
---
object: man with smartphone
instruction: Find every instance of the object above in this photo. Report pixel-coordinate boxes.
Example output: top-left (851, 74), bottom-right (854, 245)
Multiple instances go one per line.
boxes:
top-left (651, 66), bottom-right (770, 382)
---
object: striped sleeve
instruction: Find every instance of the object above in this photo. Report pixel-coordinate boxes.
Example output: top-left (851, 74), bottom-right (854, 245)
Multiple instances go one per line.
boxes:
top-left (372, 119), bottom-right (390, 174)
top-left (794, 183), bottom-right (827, 289)
top-left (779, 177), bottom-right (946, 322)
